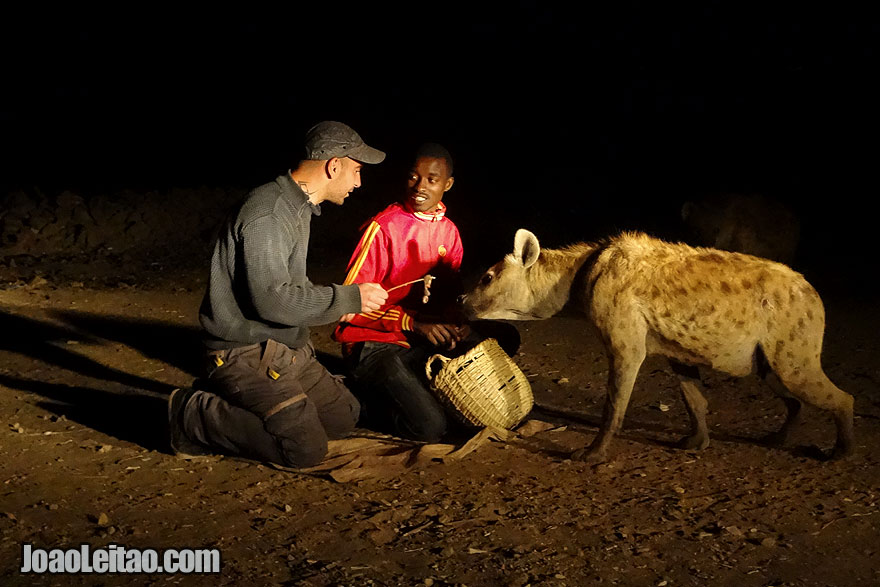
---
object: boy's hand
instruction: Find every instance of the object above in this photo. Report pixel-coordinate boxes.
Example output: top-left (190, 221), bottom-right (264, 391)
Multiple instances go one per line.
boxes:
top-left (413, 321), bottom-right (467, 349)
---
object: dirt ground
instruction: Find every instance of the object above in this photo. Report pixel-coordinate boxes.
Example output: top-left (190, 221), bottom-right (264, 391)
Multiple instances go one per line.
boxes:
top-left (1, 209), bottom-right (879, 586)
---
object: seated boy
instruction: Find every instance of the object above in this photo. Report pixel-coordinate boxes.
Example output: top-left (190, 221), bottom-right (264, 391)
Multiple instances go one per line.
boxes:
top-left (333, 143), bottom-right (518, 442)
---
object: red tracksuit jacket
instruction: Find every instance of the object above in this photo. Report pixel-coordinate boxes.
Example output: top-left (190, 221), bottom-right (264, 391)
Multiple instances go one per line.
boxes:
top-left (332, 201), bottom-right (463, 349)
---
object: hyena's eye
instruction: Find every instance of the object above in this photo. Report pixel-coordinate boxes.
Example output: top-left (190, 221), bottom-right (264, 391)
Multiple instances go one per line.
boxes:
top-left (480, 272), bottom-right (494, 286)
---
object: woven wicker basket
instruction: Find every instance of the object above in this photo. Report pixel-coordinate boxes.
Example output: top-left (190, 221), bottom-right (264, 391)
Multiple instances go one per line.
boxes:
top-left (425, 338), bottom-right (533, 429)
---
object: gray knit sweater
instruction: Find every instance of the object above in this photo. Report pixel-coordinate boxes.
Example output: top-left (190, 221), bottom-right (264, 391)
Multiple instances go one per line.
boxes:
top-left (199, 173), bottom-right (361, 350)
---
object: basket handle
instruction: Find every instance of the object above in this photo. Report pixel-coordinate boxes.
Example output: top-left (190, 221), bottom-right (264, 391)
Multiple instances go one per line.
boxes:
top-left (425, 353), bottom-right (451, 381)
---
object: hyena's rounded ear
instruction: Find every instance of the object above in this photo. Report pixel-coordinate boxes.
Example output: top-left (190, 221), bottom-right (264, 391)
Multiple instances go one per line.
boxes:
top-left (513, 229), bottom-right (540, 268)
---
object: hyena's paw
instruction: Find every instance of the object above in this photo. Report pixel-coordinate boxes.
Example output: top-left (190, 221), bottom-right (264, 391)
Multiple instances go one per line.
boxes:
top-left (831, 442), bottom-right (856, 461)
top-left (675, 433), bottom-right (710, 451)
top-left (571, 447), bottom-right (607, 465)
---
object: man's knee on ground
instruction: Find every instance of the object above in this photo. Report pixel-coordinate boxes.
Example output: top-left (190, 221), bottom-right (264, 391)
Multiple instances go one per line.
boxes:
top-left (323, 393), bottom-right (360, 439)
top-left (278, 435), bottom-right (328, 468)
top-left (263, 400), bottom-right (330, 468)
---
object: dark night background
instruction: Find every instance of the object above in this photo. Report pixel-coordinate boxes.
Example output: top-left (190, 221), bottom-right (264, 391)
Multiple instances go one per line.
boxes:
top-left (2, 6), bottom-right (878, 289)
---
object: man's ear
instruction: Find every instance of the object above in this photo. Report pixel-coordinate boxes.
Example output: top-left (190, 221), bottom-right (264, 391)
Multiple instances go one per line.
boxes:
top-left (325, 157), bottom-right (342, 179)
top-left (443, 176), bottom-right (455, 192)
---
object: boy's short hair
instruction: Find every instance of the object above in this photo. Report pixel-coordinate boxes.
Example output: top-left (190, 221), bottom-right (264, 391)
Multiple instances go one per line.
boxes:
top-left (414, 143), bottom-right (454, 177)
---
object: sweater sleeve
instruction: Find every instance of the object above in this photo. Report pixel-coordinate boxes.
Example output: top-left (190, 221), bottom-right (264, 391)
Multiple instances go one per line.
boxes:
top-left (241, 215), bottom-right (361, 327)
top-left (340, 221), bottom-right (414, 332)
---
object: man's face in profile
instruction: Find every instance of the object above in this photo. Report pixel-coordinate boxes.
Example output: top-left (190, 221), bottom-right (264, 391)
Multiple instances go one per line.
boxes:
top-left (326, 158), bottom-right (363, 205)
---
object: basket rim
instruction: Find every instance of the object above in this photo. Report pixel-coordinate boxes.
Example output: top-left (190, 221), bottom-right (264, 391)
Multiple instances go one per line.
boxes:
top-left (426, 338), bottom-right (533, 429)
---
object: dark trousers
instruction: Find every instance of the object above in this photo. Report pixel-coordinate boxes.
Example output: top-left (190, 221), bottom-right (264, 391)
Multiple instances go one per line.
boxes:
top-left (183, 339), bottom-right (359, 467)
top-left (346, 321), bottom-right (520, 443)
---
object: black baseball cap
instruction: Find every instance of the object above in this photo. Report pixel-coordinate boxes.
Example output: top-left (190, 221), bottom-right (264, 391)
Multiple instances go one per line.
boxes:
top-left (303, 121), bottom-right (386, 164)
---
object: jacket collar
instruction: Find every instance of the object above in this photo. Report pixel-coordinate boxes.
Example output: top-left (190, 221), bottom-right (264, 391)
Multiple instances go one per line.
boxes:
top-left (281, 171), bottom-right (322, 216)
top-left (403, 200), bottom-right (447, 222)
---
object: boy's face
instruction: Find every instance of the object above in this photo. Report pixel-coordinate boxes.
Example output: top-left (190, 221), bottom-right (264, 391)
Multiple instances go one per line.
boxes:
top-left (406, 156), bottom-right (454, 213)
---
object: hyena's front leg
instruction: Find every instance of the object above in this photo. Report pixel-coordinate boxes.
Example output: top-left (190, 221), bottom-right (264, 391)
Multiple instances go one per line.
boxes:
top-left (572, 335), bottom-right (646, 464)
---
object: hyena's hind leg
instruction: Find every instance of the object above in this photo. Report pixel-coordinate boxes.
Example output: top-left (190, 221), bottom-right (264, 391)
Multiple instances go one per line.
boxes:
top-left (668, 360), bottom-right (711, 451)
top-left (764, 342), bottom-right (855, 459)
top-left (754, 347), bottom-right (803, 447)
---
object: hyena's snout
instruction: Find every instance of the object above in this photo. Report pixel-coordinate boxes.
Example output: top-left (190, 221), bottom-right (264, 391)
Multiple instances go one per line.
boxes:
top-left (457, 293), bottom-right (480, 320)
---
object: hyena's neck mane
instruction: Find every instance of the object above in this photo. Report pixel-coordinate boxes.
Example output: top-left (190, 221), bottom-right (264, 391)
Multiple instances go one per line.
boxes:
top-left (530, 240), bottom-right (607, 316)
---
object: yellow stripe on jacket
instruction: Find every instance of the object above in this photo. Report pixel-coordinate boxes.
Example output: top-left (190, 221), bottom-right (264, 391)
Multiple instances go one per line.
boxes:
top-left (343, 221), bottom-right (381, 286)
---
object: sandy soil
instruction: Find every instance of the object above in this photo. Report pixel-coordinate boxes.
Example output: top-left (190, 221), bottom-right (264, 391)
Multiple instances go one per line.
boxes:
top-left (1, 232), bottom-right (879, 586)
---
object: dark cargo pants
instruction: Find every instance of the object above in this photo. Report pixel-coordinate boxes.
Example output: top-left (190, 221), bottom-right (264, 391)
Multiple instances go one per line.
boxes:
top-left (183, 339), bottom-right (360, 467)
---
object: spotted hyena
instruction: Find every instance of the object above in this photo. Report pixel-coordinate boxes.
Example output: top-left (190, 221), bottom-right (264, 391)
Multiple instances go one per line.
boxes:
top-left (460, 229), bottom-right (854, 463)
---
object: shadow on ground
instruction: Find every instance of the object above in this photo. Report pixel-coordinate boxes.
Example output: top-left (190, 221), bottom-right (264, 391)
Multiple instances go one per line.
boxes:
top-left (0, 310), bottom-right (177, 394)
top-left (0, 374), bottom-right (169, 451)
top-left (0, 310), bottom-right (194, 451)
top-left (532, 399), bottom-right (835, 461)
top-left (49, 309), bottom-right (203, 377)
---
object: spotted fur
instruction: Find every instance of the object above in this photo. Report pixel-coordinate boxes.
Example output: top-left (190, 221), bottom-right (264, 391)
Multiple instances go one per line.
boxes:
top-left (461, 229), bottom-right (854, 463)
